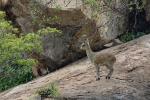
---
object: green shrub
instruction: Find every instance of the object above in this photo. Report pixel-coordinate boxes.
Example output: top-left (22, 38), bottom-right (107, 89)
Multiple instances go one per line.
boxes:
top-left (29, 0), bottom-right (61, 29)
top-left (37, 83), bottom-right (60, 98)
top-left (84, 0), bottom-right (97, 7)
top-left (0, 65), bottom-right (34, 92)
top-left (0, 11), bottom-right (38, 92)
top-left (119, 32), bottom-right (146, 42)
top-left (0, 11), bottom-right (62, 92)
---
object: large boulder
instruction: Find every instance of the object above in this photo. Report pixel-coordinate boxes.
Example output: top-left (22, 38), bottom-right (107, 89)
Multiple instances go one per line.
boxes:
top-left (7, 0), bottom-right (128, 68)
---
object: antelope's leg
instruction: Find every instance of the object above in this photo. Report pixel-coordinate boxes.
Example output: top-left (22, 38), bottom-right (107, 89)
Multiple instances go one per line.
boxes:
top-left (106, 64), bottom-right (114, 79)
top-left (95, 64), bottom-right (100, 80)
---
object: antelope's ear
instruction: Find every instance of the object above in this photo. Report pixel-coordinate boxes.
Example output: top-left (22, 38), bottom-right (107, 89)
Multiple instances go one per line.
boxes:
top-left (86, 38), bottom-right (90, 43)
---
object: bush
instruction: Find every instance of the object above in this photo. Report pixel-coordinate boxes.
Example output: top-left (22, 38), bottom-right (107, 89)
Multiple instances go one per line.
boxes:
top-left (0, 11), bottom-right (62, 92)
top-left (37, 83), bottom-right (60, 98)
top-left (119, 32), bottom-right (146, 42)
top-left (0, 65), bottom-right (34, 92)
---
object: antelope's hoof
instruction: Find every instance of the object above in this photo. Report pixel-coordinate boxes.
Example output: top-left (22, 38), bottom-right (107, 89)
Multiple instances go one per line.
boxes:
top-left (96, 77), bottom-right (100, 81)
top-left (106, 76), bottom-right (110, 79)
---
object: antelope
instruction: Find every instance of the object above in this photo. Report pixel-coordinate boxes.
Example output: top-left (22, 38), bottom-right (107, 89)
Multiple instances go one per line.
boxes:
top-left (80, 38), bottom-right (116, 80)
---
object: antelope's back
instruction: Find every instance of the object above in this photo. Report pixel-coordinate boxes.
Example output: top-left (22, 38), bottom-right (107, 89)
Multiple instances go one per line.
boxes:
top-left (94, 53), bottom-right (116, 65)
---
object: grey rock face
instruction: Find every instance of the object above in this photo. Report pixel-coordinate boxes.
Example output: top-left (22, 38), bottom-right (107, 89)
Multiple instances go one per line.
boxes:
top-left (8, 0), bottom-right (128, 68)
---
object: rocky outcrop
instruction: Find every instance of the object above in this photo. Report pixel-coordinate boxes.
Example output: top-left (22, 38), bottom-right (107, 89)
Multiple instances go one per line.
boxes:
top-left (29, 52), bottom-right (58, 77)
top-left (3, 0), bottom-right (127, 68)
top-left (16, 17), bottom-right (33, 33)
top-left (0, 34), bottom-right (150, 100)
top-left (145, 0), bottom-right (150, 21)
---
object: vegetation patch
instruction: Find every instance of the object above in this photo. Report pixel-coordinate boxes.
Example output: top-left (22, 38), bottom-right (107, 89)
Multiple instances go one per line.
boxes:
top-left (119, 32), bottom-right (146, 42)
top-left (37, 83), bottom-right (60, 98)
top-left (0, 10), bottom-right (62, 92)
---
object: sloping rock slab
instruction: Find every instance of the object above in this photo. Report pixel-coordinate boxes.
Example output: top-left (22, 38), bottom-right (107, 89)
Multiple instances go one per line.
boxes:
top-left (0, 35), bottom-right (150, 100)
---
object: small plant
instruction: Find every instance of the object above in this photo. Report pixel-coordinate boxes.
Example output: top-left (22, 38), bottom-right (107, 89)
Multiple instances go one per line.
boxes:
top-left (29, 0), bottom-right (61, 29)
top-left (84, 0), bottom-right (97, 7)
top-left (83, 0), bottom-right (99, 19)
top-left (37, 83), bottom-right (60, 98)
top-left (119, 32), bottom-right (146, 42)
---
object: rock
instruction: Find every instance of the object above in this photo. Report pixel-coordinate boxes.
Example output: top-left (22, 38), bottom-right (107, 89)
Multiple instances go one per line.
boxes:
top-left (0, 34), bottom-right (150, 100)
top-left (5, 0), bottom-right (149, 70)
top-left (104, 38), bottom-right (123, 47)
top-left (16, 17), bottom-right (33, 33)
top-left (38, 0), bottom-right (128, 66)
top-left (145, 0), bottom-right (150, 21)
top-left (29, 52), bottom-right (58, 76)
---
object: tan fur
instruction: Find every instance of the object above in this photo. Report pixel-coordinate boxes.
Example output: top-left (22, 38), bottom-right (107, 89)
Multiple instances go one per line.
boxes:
top-left (80, 39), bottom-right (116, 80)
top-left (94, 53), bottom-right (116, 66)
